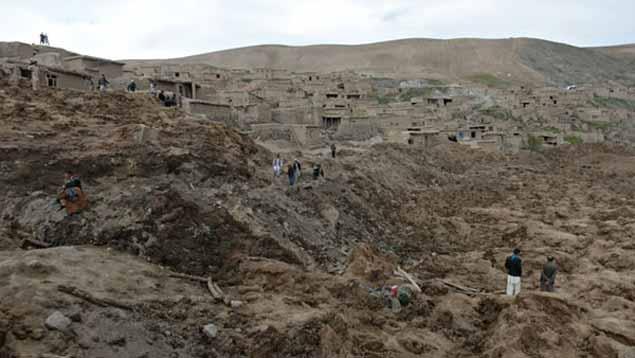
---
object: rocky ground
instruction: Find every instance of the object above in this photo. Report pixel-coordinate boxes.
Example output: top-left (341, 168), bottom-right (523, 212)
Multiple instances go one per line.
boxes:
top-left (0, 80), bottom-right (634, 357)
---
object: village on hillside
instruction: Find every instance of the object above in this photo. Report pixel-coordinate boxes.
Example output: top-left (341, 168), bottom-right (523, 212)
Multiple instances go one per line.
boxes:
top-left (2, 41), bottom-right (634, 154)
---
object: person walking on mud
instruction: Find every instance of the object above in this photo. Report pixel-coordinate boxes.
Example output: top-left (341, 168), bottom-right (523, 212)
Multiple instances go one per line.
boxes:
top-left (504, 248), bottom-right (522, 296)
top-left (287, 164), bottom-right (296, 187)
top-left (540, 256), bottom-right (558, 292)
top-left (293, 159), bottom-right (301, 184)
top-left (272, 154), bottom-right (283, 177)
top-left (330, 143), bottom-right (337, 159)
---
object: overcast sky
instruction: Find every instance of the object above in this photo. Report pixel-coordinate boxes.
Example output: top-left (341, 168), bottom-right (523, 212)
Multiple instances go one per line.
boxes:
top-left (1, 0), bottom-right (633, 60)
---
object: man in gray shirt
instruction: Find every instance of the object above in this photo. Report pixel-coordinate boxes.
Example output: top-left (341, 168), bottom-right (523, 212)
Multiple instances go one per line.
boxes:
top-left (540, 256), bottom-right (558, 292)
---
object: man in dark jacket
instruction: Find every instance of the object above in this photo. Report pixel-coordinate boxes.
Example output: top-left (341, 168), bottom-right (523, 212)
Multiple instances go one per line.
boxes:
top-left (287, 164), bottom-right (295, 187)
top-left (540, 256), bottom-right (558, 292)
top-left (127, 80), bottom-right (137, 92)
top-left (504, 248), bottom-right (522, 296)
top-left (330, 143), bottom-right (337, 158)
top-left (98, 75), bottom-right (109, 92)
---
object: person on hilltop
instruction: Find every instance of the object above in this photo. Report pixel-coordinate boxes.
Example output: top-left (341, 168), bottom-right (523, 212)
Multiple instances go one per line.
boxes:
top-left (540, 256), bottom-right (558, 292)
top-left (504, 248), bottom-right (522, 296)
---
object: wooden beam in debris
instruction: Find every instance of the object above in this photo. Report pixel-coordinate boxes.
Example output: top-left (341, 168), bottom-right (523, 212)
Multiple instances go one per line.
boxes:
top-left (20, 238), bottom-right (51, 249)
top-left (167, 272), bottom-right (208, 283)
top-left (57, 285), bottom-right (134, 311)
top-left (438, 279), bottom-right (482, 295)
top-left (394, 266), bottom-right (423, 293)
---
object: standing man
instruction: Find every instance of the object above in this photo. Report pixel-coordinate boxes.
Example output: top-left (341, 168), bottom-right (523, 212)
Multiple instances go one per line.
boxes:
top-left (312, 163), bottom-right (324, 180)
top-left (504, 248), bottom-right (522, 296)
top-left (540, 256), bottom-right (558, 292)
top-left (330, 143), bottom-right (337, 159)
top-left (28, 61), bottom-right (39, 91)
top-left (272, 154), bottom-right (283, 177)
top-left (287, 164), bottom-right (296, 187)
top-left (98, 74), bottom-right (109, 92)
top-left (293, 159), bottom-right (301, 184)
top-left (127, 80), bottom-right (137, 92)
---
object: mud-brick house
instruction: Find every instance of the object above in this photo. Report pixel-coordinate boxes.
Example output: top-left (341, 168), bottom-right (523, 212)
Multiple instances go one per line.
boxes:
top-left (153, 78), bottom-right (198, 99)
top-left (40, 66), bottom-right (91, 91)
top-left (184, 99), bottom-right (234, 122)
top-left (64, 55), bottom-right (125, 79)
top-left (408, 129), bottom-right (441, 148)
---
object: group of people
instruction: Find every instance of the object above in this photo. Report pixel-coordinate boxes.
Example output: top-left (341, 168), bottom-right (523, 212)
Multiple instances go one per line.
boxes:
top-left (505, 248), bottom-right (558, 296)
top-left (157, 90), bottom-right (179, 107)
top-left (39, 33), bottom-right (50, 45)
top-left (272, 155), bottom-right (325, 187)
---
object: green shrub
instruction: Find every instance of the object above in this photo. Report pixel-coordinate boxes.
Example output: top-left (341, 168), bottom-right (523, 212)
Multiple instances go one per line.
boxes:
top-left (592, 94), bottom-right (635, 110)
top-left (479, 105), bottom-right (512, 120)
top-left (526, 135), bottom-right (542, 152)
top-left (467, 73), bottom-right (511, 88)
top-left (564, 135), bottom-right (583, 144)
top-left (584, 121), bottom-right (612, 130)
top-left (544, 127), bottom-right (561, 134)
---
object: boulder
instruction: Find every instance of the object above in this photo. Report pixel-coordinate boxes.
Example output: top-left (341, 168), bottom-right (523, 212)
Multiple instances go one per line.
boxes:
top-left (44, 311), bottom-right (71, 331)
top-left (203, 323), bottom-right (218, 338)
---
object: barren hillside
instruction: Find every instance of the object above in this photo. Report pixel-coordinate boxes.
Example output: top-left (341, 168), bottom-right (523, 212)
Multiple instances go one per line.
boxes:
top-left (129, 38), bottom-right (635, 86)
top-left (591, 44), bottom-right (635, 68)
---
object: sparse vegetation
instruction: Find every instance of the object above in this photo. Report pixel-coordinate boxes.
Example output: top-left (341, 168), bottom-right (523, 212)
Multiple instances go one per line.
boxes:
top-left (467, 73), bottom-right (511, 88)
top-left (584, 120), bottom-right (613, 130)
top-left (564, 135), bottom-right (583, 144)
top-left (526, 135), bottom-right (542, 152)
top-left (425, 79), bottom-right (446, 86)
top-left (374, 95), bottom-right (395, 104)
top-left (479, 105), bottom-right (512, 120)
top-left (544, 127), bottom-right (561, 134)
top-left (398, 88), bottom-right (433, 102)
top-left (592, 94), bottom-right (635, 110)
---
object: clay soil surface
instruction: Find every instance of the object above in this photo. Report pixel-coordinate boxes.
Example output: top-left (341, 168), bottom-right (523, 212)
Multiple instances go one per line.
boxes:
top-left (1, 81), bottom-right (635, 357)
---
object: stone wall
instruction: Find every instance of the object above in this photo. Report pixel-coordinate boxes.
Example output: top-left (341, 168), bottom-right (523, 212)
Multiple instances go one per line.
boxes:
top-left (334, 117), bottom-right (380, 141)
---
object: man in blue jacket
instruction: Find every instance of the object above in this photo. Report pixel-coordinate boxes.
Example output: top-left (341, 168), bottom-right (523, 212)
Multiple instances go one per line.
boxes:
top-left (504, 248), bottom-right (522, 296)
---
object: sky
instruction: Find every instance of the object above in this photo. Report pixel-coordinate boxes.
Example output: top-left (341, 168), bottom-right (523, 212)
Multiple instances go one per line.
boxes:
top-left (1, 0), bottom-right (633, 60)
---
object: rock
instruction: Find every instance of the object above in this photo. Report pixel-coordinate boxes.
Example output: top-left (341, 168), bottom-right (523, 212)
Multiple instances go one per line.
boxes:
top-left (68, 311), bottom-right (82, 323)
top-left (31, 328), bottom-right (46, 340)
top-left (203, 323), bottom-right (218, 338)
top-left (107, 334), bottom-right (127, 346)
top-left (78, 335), bottom-right (94, 349)
top-left (45, 311), bottom-right (71, 332)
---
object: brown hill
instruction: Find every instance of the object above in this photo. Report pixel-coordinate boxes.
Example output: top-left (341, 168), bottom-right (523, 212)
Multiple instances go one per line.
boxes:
top-left (134, 37), bottom-right (635, 86)
top-left (591, 44), bottom-right (635, 64)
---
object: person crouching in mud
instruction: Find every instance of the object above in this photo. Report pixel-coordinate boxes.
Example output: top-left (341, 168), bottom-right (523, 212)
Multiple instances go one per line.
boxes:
top-left (56, 172), bottom-right (88, 216)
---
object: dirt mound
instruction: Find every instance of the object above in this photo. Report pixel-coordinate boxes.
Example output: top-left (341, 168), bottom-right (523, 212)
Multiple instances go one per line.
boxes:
top-left (2, 82), bottom-right (635, 357)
